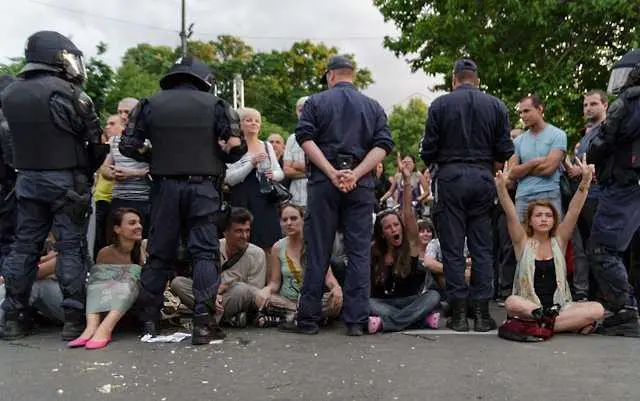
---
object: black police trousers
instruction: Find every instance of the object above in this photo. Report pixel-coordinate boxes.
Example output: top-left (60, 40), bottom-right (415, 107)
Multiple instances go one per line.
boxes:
top-left (0, 181), bottom-right (16, 272)
top-left (2, 170), bottom-right (90, 315)
top-left (433, 164), bottom-right (495, 301)
top-left (297, 180), bottom-right (374, 330)
top-left (588, 183), bottom-right (640, 311)
top-left (138, 178), bottom-right (221, 322)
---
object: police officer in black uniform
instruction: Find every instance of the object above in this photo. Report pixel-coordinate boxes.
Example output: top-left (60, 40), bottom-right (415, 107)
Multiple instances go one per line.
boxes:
top-left (420, 58), bottom-right (514, 332)
top-left (281, 55), bottom-right (394, 336)
top-left (119, 56), bottom-right (245, 345)
top-left (0, 75), bottom-right (17, 270)
top-left (0, 31), bottom-right (107, 340)
top-left (586, 49), bottom-right (640, 337)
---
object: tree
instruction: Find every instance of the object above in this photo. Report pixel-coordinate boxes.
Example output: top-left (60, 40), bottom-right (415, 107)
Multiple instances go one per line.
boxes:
top-left (385, 97), bottom-right (428, 173)
top-left (0, 57), bottom-right (24, 76)
top-left (373, 0), bottom-right (640, 139)
top-left (85, 42), bottom-right (114, 119)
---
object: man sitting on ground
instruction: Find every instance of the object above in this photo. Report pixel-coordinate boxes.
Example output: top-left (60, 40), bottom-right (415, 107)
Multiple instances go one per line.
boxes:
top-left (170, 208), bottom-right (266, 327)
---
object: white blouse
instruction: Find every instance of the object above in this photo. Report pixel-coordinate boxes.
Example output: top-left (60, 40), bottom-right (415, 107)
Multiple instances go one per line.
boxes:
top-left (224, 141), bottom-right (284, 186)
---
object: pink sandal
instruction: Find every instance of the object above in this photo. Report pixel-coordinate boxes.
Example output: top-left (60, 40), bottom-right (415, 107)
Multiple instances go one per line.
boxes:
top-left (85, 336), bottom-right (112, 350)
top-left (368, 316), bottom-right (382, 334)
top-left (68, 337), bottom-right (91, 348)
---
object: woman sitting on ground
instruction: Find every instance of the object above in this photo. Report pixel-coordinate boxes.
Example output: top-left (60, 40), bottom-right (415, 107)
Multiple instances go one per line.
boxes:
top-left (69, 208), bottom-right (144, 349)
top-left (256, 203), bottom-right (343, 326)
top-left (368, 155), bottom-right (441, 334)
top-left (496, 156), bottom-right (604, 336)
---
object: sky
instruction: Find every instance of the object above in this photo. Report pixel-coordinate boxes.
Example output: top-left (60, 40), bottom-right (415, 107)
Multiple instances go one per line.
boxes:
top-left (0, 0), bottom-right (443, 111)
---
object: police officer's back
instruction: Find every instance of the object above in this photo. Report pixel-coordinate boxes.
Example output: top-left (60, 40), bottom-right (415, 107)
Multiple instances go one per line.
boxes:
top-left (283, 56), bottom-right (394, 336)
top-left (586, 49), bottom-right (640, 337)
top-left (420, 58), bottom-right (513, 333)
top-left (0, 31), bottom-right (106, 341)
top-left (119, 56), bottom-right (245, 344)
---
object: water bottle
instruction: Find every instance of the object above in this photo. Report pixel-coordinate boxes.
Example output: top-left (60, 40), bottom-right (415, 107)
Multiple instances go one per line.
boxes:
top-left (257, 157), bottom-right (273, 194)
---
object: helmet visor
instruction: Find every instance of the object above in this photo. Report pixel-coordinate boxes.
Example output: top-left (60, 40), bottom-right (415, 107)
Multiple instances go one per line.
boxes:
top-left (60, 50), bottom-right (86, 83)
top-left (607, 66), bottom-right (633, 95)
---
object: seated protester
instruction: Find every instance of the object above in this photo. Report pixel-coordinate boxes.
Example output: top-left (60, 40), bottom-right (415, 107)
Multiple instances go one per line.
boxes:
top-left (496, 157), bottom-right (604, 340)
top-left (170, 208), bottom-right (267, 327)
top-left (424, 235), bottom-right (471, 295)
top-left (0, 234), bottom-right (63, 325)
top-left (257, 204), bottom-right (343, 326)
top-left (368, 156), bottom-right (441, 333)
top-left (69, 208), bottom-right (144, 349)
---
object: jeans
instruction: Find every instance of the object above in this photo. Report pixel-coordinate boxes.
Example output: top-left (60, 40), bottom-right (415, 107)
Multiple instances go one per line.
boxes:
top-left (369, 290), bottom-right (440, 332)
top-left (0, 280), bottom-right (64, 323)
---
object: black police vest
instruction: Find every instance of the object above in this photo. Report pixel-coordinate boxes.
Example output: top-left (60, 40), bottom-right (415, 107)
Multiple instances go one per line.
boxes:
top-left (1, 75), bottom-right (87, 170)
top-left (146, 90), bottom-right (223, 176)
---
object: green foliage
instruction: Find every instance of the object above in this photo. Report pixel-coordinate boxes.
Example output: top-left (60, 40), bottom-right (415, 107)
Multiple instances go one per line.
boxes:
top-left (85, 42), bottom-right (114, 119)
top-left (385, 97), bottom-right (428, 174)
top-left (0, 57), bottom-right (25, 76)
top-left (1, 36), bottom-right (376, 134)
top-left (374, 0), bottom-right (640, 140)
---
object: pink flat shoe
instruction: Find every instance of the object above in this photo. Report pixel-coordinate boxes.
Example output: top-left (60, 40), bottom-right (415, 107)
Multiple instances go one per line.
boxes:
top-left (85, 336), bottom-right (111, 350)
top-left (425, 311), bottom-right (440, 329)
top-left (68, 337), bottom-right (91, 348)
top-left (368, 316), bottom-right (382, 334)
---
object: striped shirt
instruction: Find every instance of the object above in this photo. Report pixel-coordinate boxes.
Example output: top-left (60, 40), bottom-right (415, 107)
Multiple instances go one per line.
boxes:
top-left (109, 135), bottom-right (150, 201)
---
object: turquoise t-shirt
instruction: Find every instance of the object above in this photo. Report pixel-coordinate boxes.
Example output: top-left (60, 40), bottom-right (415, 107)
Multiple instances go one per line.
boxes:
top-left (514, 123), bottom-right (567, 199)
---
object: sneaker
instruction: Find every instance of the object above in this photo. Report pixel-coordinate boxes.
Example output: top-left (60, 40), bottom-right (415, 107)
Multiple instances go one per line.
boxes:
top-left (367, 316), bottom-right (382, 334)
top-left (425, 311), bottom-right (440, 329)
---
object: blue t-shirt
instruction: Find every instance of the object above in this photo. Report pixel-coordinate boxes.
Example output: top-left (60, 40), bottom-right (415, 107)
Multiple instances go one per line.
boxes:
top-left (514, 123), bottom-right (567, 199)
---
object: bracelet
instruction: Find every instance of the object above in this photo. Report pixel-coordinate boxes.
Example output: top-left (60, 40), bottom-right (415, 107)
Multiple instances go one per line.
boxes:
top-left (578, 183), bottom-right (590, 192)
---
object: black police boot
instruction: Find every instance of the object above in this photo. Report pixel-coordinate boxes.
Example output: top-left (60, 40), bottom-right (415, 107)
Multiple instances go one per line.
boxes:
top-left (446, 299), bottom-right (469, 332)
top-left (141, 320), bottom-right (158, 337)
top-left (192, 313), bottom-right (226, 345)
top-left (473, 300), bottom-right (497, 332)
top-left (61, 308), bottom-right (85, 341)
top-left (346, 324), bottom-right (364, 337)
top-left (0, 311), bottom-right (33, 341)
top-left (596, 307), bottom-right (640, 337)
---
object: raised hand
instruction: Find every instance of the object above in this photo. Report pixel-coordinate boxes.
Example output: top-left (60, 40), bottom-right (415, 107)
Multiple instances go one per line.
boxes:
top-left (575, 154), bottom-right (595, 184)
top-left (495, 161), bottom-right (509, 189)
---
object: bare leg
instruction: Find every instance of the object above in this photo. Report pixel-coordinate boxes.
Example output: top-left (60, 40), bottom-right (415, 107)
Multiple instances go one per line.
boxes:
top-left (504, 295), bottom-right (539, 319)
top-left (77, 313), bottom-right (101, 339)
top-left (90, 310), bottom-right (125, 341)
top-left (554, 302), bottom-right (605, 333)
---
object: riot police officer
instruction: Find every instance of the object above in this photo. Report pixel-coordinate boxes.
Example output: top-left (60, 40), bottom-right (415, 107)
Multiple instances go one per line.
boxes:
top-left (0, 31), bottom-right (107, 340)
top-left (119, 56), bottom-right (245, 345)
top-left (586, 49), bottom-right (640, 337)
top-left (282, 55), bottom-right (394, 336)
top-left (0, 75), bottom-right (16, 270)
top-left (420, 58), bottom-right (514, 332)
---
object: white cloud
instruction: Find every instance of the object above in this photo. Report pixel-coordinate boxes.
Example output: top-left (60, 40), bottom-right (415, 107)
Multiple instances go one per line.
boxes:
top-left (0, 0), bottom-right (443, 110)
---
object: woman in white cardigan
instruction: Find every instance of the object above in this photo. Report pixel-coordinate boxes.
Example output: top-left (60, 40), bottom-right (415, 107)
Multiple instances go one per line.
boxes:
top-left (225, 108), bottom-right (284, 253)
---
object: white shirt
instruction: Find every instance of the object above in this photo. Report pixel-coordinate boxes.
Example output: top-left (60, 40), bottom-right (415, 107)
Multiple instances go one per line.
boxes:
top-left (283, 134), bottom-right (308, 207)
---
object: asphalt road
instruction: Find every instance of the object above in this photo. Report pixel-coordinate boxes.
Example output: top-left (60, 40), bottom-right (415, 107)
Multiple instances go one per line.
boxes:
top-left (1, 317), bottom-right (639, 401)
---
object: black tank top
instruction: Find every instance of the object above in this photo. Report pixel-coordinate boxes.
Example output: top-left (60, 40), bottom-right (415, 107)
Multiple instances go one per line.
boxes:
top-left (534, 259), bottom-right (557, 308)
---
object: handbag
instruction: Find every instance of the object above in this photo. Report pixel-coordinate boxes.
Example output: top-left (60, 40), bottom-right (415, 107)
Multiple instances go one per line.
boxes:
top-left (262, 142), bottom-right (292, 203)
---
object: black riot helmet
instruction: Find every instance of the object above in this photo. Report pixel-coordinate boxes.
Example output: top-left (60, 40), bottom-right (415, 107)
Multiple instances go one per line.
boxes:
top-left (19, 31), bottom-right (86, 84)
top-left (607, 49), bottom-right (640, 95)
top-left (159, 56), bottom-right (214, 92)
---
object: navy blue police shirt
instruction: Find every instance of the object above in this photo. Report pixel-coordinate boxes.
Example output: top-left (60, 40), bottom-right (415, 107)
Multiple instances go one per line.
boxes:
top-left (295, 82), bottom-right (394, 188)
top-left (420, 83), bottom-right (513, 166)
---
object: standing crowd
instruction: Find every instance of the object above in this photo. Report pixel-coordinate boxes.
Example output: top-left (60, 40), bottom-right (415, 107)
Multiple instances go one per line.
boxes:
top-left (0, 30), bottom-right (639, 349)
